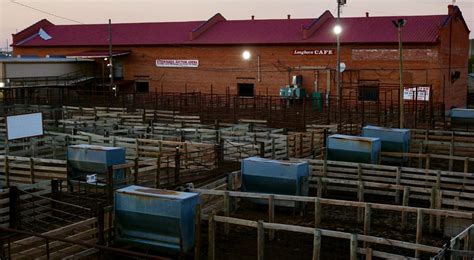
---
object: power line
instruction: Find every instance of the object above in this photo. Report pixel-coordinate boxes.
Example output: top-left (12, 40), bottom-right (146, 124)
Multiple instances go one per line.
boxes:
top-left (10, 0), bottom-right (83, 24)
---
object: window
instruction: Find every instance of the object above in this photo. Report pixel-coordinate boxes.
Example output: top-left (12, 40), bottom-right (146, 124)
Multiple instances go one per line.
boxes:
top-left (136, 81), bottom-right (149, 93)
top-left (358, 86), bottom-right (379, 101)
top-left (238, 83), bottom-right (254, 97)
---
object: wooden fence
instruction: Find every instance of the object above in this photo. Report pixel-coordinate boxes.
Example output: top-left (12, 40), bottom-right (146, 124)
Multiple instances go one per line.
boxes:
top-left (192, 189), bottom-right (449, 259)
top-left (0, 156), bottom-right (66, 187)
top-left (308, 159), bottom-right (474, 213)
top-left (0, 189), bottom-right (8, 229)
top-left (3, 217), bottom-right (99, 259)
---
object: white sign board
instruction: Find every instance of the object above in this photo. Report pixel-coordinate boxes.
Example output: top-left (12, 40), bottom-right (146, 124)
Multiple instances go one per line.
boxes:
top-left (86, 174), bottom-right (97, 184)
top-left (403, 87), bottom-right (430, 101)
top-left (6, 113), bottom-right (44, 140)
top-left (155, 59), bottom-right (199, 68)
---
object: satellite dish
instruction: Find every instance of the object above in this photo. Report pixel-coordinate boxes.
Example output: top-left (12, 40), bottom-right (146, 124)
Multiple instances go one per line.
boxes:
top-left (339, 62), bottom-right (346, 73)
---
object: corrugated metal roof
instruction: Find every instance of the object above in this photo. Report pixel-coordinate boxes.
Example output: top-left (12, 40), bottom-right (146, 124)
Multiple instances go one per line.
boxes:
top-left (13, 11), bottom-right (453, 47)
top-left (312, 15), bottom-right (448, 44)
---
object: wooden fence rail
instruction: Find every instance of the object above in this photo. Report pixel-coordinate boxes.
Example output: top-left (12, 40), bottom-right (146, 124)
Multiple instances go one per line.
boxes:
top-left (192, 188), bottom-right (472, 250)
top-left (5, 217), bottom-right (99, 259)
top-left (308, 159), bottom-right (474, 213)
top-left (207, 214), bottom-right (441, 260)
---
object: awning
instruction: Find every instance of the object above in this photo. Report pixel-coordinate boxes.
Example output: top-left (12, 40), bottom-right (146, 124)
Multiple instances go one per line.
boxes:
top-left (66, 50), bottom-right (130, 59)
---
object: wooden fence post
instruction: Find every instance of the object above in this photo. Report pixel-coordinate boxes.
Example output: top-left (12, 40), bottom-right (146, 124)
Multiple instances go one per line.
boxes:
top-left (464, 158), bottom-right (469, 173)
top-left (449, 132), bottom-right (454, 172)
top-left (350, 234), bottom-right (358, 260)
top-left (155, 155), bottom-right (161, 188)
top-left (425, 154), bottom-right (431, 170)
top-left (257, 220), bottom-right (265, 260)
top-left (29, 158), bottom-right (35, 184)
top-left (363, 203), bottom-right (372, 249)
top-left (316, 177), bottom-right (323, 198)
top-left (436, 189), bottom-right (442, 231)
top-left (429, 188), bottom-right (436, 233)
top-left (415, 209), bottom-right (423, 258)
top-left (314, 197), bottom-right (321, 228)
top-left (259, 142), bottom-right (265, 158)
top-left (401, 187), bottom-right (410, 231)
top-left (271, 137), bottom-right (276, 159)
top-left (365, 247), bottom-right (373, 260)
top-left (312, 229), bottom-right (321, 260)
top-left (133, 157), bottom-right (139, 185)
top-left (224, 192), bottom-right (230, 235)
top-left (175, 147), bottom-right (181, 184)
top-left (4, 156), bottom-right (9, 187)
top-left (208, 213), bottom-right (215, 260)
top-left (364, 203), bottom-right (371, 237)
top-left (194, 204), bottom-right (201, 260)
top-left (51, 179), bottom-right (60, 218)
top-left (395, 168), bottom-right (401, 204)
top-left (357, 183), bottom-right (365, 223)
top-left (269, 195), bottom-right (275, 240)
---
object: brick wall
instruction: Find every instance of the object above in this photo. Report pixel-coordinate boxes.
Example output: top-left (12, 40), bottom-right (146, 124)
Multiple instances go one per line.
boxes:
top-left (12, 15), bottom-right (469, 107)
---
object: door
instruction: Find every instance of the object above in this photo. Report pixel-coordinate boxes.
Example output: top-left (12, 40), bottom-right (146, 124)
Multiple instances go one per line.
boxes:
top-left (238, 83), bottom-right (254, 97)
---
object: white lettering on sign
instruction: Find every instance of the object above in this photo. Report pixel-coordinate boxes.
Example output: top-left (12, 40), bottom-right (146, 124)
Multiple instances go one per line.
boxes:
top-left (156, 59), bottom-right (199, 68)
top-left (403, 87), bottom-right (430, 101)
top-left (293, 49), bottom-right (334, 56)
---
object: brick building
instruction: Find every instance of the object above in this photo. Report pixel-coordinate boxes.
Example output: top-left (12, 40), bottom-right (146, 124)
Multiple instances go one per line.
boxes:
top-left (10, 5), bottom-right (470, 108)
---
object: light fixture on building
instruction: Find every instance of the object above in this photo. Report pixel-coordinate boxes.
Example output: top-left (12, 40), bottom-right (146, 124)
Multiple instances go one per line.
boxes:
top-left (241, 50), bottom-right (261, 82)
top-left (333, 24), bottom-right (342, 35)
top-left (242, 50), bottom-right (251, 60)
top-left (0, 82), bottom-right (4, 88)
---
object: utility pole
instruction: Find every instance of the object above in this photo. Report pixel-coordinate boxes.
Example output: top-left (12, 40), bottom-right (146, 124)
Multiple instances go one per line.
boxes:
top-left (108, 19), bottom-right (115, 94)
top-left (392, 19), bottom-right (406, 129)
top-left (335, 0), bottom-right (345, 132)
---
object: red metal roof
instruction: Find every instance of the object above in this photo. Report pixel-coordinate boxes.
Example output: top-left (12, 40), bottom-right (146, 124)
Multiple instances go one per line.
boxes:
top-left (311, 15), bottom-right (449, 44)
top-left (12, 9), bottom-right (460, 47)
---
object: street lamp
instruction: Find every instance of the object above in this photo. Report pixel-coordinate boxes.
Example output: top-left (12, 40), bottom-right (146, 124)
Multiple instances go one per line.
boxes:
top-left (392, 18), bottom-right (407, 129)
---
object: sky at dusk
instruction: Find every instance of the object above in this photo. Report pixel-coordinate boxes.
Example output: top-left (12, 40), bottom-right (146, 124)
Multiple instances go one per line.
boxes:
top-left (0, 0), bottom-right (473, 51)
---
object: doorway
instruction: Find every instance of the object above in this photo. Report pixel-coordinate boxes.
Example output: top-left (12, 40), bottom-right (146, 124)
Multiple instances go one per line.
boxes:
top-left (238, 83), bottom-right (254, 97)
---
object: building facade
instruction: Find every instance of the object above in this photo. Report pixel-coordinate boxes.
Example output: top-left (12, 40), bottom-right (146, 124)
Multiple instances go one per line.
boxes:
top-left (10, 5), bottom-right (470, 108)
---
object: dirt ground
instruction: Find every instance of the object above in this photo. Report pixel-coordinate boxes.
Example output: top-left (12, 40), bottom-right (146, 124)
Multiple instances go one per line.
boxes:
top-left (195, 195), bottom-right (447, 260)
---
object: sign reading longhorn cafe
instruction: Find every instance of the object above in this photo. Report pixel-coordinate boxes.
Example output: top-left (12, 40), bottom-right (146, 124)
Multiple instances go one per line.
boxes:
top-left (293, 49), bottom-right (334, 55)
top-left (156, 59), bottom-right (199, 68)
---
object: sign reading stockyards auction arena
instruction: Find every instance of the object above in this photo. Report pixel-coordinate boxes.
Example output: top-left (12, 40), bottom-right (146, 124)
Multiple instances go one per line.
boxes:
top-left (156, 59), bottom-right (199, 68)
top-left (293, 49), bottom-right (334, 55)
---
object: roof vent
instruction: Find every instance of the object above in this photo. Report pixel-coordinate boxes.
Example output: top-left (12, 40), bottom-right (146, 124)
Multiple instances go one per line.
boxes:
top-left (251, 15), bottom-right (255, 20)
top-left (287, 14), bottom-right (291, 20)
top-left (39, 28), bottom-right (52, 41)
top-left (366, 12), bottom-right (369, 17)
